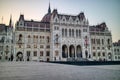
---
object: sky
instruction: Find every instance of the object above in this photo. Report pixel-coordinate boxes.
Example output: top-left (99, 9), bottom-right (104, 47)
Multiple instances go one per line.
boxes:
top-left (0, 0), bottom-right (120, 42)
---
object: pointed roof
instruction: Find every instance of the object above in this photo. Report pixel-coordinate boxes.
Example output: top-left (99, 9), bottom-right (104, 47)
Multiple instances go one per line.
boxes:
top-left (41, 2), bottom-right (51, 22)
top-left (9, 14), bottom-right (13, 27)
top-left (48, 1), bottom-right (51, 13)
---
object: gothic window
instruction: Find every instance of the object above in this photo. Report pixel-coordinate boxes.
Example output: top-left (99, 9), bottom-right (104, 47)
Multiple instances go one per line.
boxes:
top-left (26, 51), bottom-right (30, 56)
top-left (91, 39), bottom-right (94, 44)
top-left (65, 29), bottom-right (67, 37)
top-left (93, 52), bottom-right (96, 56)
top-left (117, 49), bottom-right (119, 52)
top-left (34, 44), bottom-right (37, 48)
top-left (102, 52), bottom-right (105, 56)
top-left (114, 49), bottom-right (116, 52)
top-left (76, 30), bottom-right (78, 37)
top-left (102, 39), bottom-right (104, 45)
top-left (72, 29), bottom-right (74, 37)
top-left (47, 36), bottom-right (50, 43)
top-left (55, 19), bottom-right (57, 23)
top-left (54, 26), bottom-right (56, 30)
top-left (98, 52), bottom-right (101, 56)
top-left (93, 47), bottom-right (95, 49)
top-left (28, 35), bottom-right (31, 43)
top-left (69, 29), bottom-right (71, 37)
top-left (46, 45), bottom-right (50, 48)
top-left (55, 34), bottom-right (59, 43)
top-left (42, 36), bottom-right (44, 43)
top-left (79, 30), bottom-right (81, 37)
top-left (19, 34), bottom-right (22, 41)
top-left (46, 51), bottom-right (50, 56)
top-left (40, 51), bottom-right (43, 56)
top-left (62, 28), bottom-right (64, 37)
top-left (33, 51), bottom-right (37, 56)
top-left (107, 39), bottom-right (110, 44)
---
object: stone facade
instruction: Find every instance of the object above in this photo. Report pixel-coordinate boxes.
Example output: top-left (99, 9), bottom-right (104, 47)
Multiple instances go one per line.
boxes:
top-left (113, 40), bottom-right (120, 61)
top-left (0, 16), bottom-right (13, 61)
top-left (0, 5), bottom-right (117, 62)
top-left (90, 23), bottom-right (113, 61)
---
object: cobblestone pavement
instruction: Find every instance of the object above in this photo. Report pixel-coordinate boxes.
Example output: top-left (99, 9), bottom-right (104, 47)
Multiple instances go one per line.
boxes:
top-left (0, 62), bottom-right (120, 80)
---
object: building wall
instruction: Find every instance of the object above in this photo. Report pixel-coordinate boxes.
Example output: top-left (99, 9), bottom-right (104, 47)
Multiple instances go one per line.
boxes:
top-left (0, 24), bottom-right (13, 61)
top-left (113, 41), bottom-right (120, 61)
top-left (90, 26), bottom-right (113, 61)
top-left (14, 29), bottom-right (51, 61)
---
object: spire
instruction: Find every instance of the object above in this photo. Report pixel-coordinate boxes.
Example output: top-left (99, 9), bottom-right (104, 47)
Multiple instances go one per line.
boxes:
top-left (48, 1), bottom-right (51, 13)
top-left (9, 14), bottom-right (12, 27)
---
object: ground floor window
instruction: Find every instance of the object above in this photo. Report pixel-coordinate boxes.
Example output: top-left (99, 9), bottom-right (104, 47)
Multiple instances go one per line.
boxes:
top-left (102, 52), bottom-right (105, 56)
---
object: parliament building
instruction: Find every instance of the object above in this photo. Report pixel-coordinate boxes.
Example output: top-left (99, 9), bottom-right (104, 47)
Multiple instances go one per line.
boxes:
top-left (0, 4), bottom-right (114, 61)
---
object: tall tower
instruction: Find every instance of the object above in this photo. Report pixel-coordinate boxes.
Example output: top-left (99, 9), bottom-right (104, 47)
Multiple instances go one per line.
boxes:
top-left (48, 1), bottom-right (51, 13)
top-left (9, 14), bottom-right (12, 27)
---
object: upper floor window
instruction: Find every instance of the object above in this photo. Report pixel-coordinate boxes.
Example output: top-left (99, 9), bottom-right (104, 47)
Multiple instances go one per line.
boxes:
top-left (114, 49), bottom-right (116, 52)
top-left (65, 29), bottom-right (67, 37)
top-left (107, 39), bottom-right (110, 45)
top-left (83, 29), bottom-right (87, 32)
top-left (33, 51), bottom-right (37, 56)
top-left (93, 52), bottom-right (96, 56)
top-left (102, 52), bottom-right (105, 56)
top-left (102, 39), bottom-right (104, 45)
top-left (46, 51), bottom-right (50, 56)
top-left (47, 36), bottom-right (50, 43)
top-left (69, 29), bottom-right (71, 37)
top-left (76, 30), bottom-right (78, 37)
top-left (72, 29), bottom-right (74, 37)
top-left (40, 51), bottom-right (43, 56)
top-left (62, 28), bottom-right (64, 37)
top-left (28, 35), bottom-right (31, 43)
top-left (79, 30), bottom-right (81, 37)
top-left (98, 52), bottom-right (101, 56)
top-left (19, 34), bottom-right (22, 41)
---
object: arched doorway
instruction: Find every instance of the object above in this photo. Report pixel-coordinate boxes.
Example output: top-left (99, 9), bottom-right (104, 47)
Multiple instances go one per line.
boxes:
top-left (76, 45), bottom-right (82, 58)
top-left (69, 45), bottom-right (75, 58)
top-left (62, 45), bottom-right (68, 58)
top-left (16, 52), bottom-right (23, 61)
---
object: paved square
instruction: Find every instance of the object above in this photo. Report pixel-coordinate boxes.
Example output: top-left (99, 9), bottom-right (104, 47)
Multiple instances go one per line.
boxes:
top-left (0, 62), bottom-right (120, 80)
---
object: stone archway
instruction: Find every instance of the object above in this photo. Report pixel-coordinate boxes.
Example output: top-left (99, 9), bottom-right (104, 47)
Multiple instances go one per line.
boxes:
top-left (16, 52), bottom-right (23, 61)
top-left (62, 45), bottom-right (68, 58)
top-left (69, 45), bottom-right (75, 58)
top-left (76, 45), bottom-right (82, 58)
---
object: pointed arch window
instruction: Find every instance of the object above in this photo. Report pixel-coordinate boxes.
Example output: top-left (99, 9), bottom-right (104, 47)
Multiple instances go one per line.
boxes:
top-left (69, 29), bottom-right (71, 37)
top-left (76, 30), bottom-right (78, 37)
top-left (65, 29), bottom-right (67, 37)
top-left (62, 28), bottom-right (64, 37)
top-left (72, 29), bottom-right (74, 37)
top-left (28, 35), bottom-right (31, 43)
top-left (79, 30), bottom-right (81, 37)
